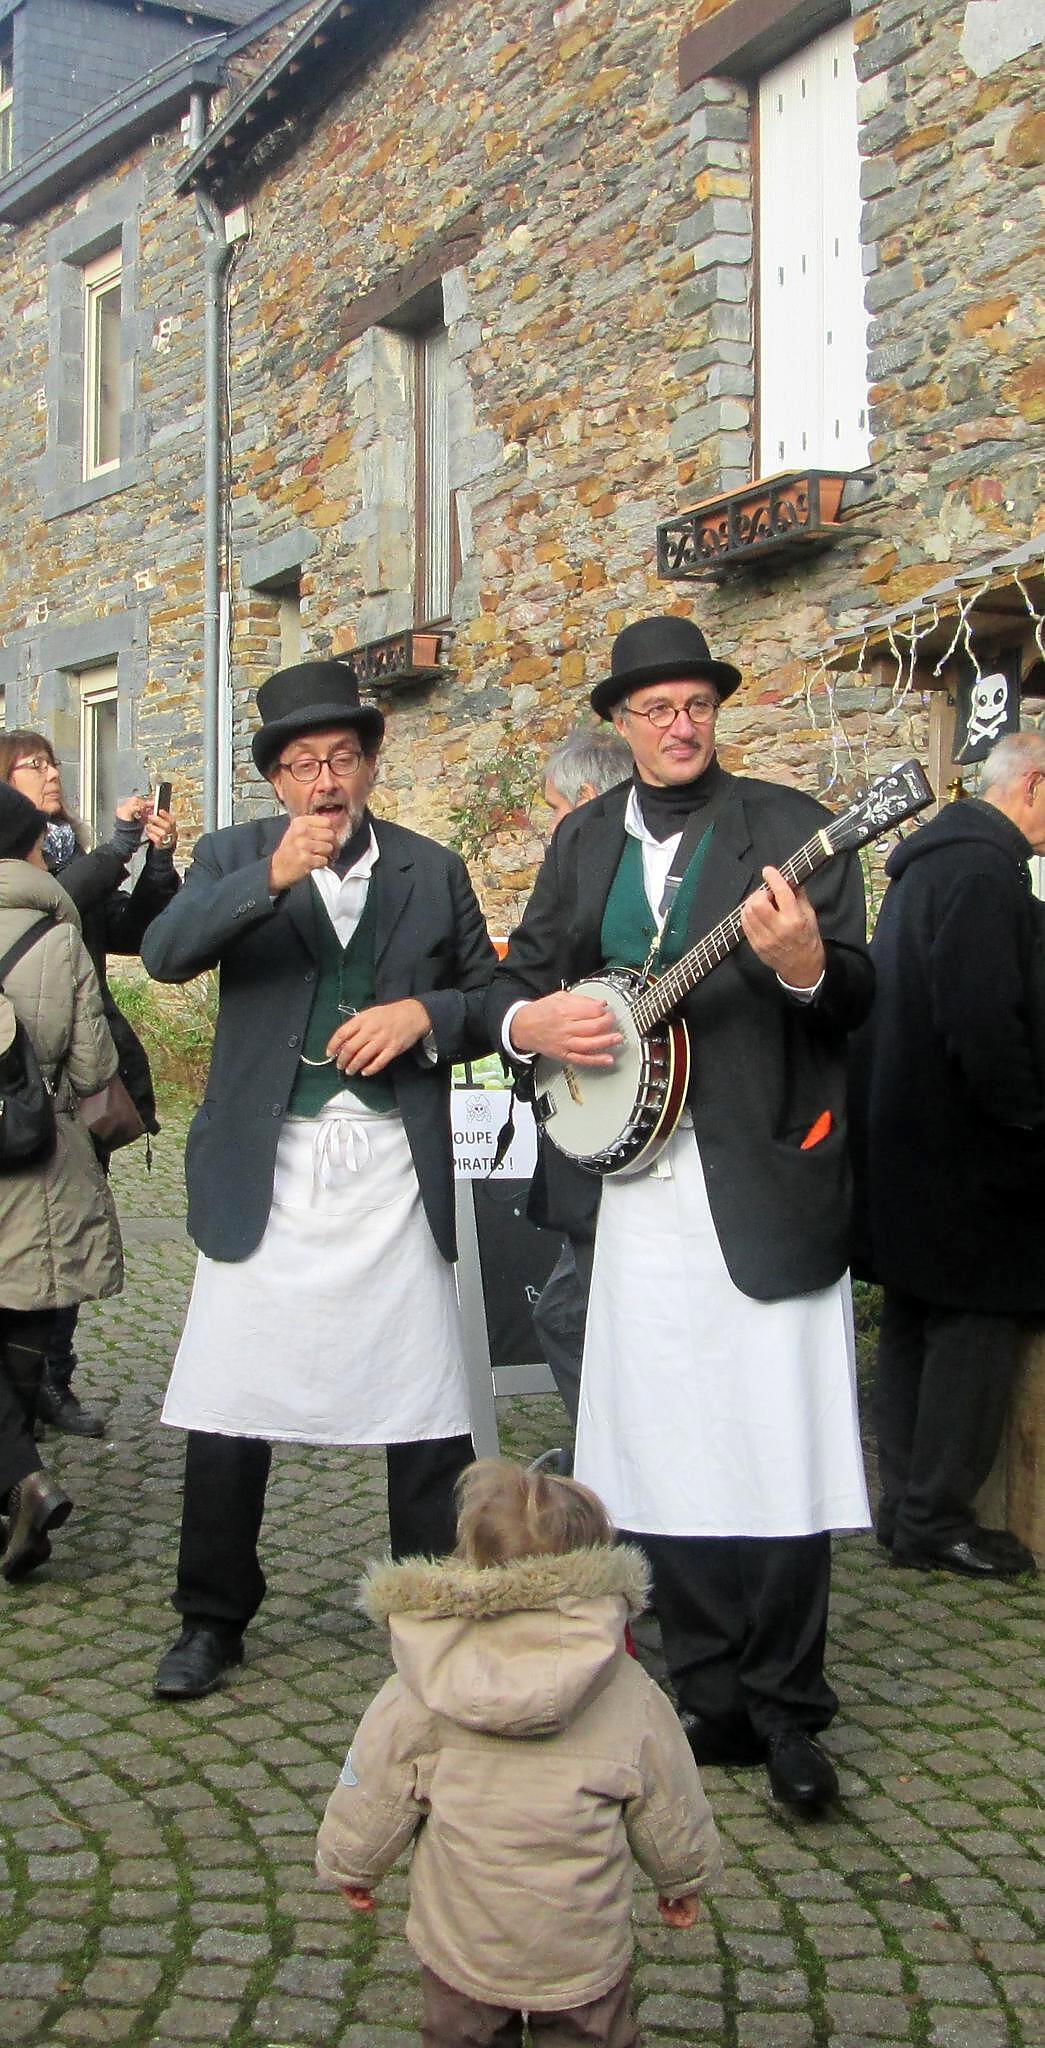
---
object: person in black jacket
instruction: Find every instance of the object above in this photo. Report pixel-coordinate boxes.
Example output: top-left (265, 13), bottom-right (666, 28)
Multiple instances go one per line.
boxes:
top-left (141, 661), bottom-right (496, 1701)
top-left (488, 616), bottom-right (874, 1816)
top-left (0, 730), bottom-right (179, 1433)
top-left (851, 730), bottom-right (1045, 1579)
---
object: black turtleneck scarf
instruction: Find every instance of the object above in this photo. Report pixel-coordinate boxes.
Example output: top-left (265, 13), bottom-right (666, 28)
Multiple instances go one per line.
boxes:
top-left (633, 756), bottom-right (730, 842)
top-left (331, 812), bottom-right (373, 877)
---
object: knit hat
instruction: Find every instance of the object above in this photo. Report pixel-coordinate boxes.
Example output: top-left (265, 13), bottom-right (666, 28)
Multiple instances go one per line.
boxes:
top-left (0, 782), bottom-right (48, 860)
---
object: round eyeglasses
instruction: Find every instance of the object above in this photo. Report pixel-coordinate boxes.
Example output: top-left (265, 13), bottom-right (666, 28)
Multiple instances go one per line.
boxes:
top-left (278, 747), bottom-right (364, 784)
top-left (621, 696), bottom-right (719, 730)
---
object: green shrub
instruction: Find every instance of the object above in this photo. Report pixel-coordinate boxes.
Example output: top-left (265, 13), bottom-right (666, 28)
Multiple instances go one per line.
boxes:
top-left (109, 971), bottom-right (216, 1098)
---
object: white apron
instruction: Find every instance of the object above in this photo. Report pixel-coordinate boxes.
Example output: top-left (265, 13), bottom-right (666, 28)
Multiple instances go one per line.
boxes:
top-left (162, 1098), bottom-right (470, 1445)
top-left (574, 1121), bottom-right (870, 1539)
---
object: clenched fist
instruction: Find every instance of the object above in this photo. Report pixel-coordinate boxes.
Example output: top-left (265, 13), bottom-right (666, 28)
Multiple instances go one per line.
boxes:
top-left (269, 814), bottom-right (341, 894)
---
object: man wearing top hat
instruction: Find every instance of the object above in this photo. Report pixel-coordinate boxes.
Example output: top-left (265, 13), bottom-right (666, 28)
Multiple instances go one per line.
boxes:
top-left (142, 660), bottom-right (496, 1699)
top-left (488, 615), bottom-right (874, 1814)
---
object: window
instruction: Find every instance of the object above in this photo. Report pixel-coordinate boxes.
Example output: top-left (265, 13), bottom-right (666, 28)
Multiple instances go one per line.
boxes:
top-left (278, 588), bottom-right (303, 667)
top-left (79, 666), bottom-right (119, 840)
top-left (0, 35), bottom-right (12, 178)
top-left (82, 248), bottom-right (122, 479)
top-left (415, 324), bottom-right (453, 624)
top-left (757, 20), bottom-right (869, 473)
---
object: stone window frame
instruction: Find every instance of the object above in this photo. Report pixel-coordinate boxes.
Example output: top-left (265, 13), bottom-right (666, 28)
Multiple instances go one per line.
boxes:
top-left (679, 0), bottom-right (851, 91)
top-left (40, 172), bottom-right (147, 521)
top-left (340, 210), bottom-right (491, 646)
top-left (675, 0), bottom-right (866, 494)
top-left (0, 609), bottom-right (150, 815)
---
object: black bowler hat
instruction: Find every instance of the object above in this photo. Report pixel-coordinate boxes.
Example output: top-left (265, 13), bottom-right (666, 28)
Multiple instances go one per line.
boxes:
top-left (0, 782), bottom-right (48, 860)
top-left (589, 615), bottom-right (742, 720)
top-left (252, 660), bottom-right (385, 776)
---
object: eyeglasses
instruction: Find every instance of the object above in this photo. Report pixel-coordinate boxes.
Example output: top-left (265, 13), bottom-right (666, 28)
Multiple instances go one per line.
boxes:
top-left (12, 755), bottom-right (55, 775)
top-left (621, 695), bottom-right (719, 730)
top-left (277, 747), bottom-right (364, 784)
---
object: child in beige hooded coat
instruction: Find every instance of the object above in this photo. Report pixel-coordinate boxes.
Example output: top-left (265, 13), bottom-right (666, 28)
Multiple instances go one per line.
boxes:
top-left (316, 1458), bottom-right (722, 2046)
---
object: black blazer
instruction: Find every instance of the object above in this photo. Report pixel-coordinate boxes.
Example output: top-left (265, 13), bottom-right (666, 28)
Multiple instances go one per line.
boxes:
top-left (141, 814), bottom-right (496, 1262)
top-left (850, 798), bottom-right (1045, 1314)
top-left (488, 774), bottom-right (874, 1301)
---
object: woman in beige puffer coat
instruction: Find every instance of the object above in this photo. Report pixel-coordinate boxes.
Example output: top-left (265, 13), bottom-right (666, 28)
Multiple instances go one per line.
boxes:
top-left (0, 783), bottom-right (123, 1583)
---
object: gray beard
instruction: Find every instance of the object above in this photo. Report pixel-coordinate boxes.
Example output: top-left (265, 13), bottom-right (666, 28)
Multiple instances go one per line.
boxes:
top-left (335, 802), bottom-right (367, 851)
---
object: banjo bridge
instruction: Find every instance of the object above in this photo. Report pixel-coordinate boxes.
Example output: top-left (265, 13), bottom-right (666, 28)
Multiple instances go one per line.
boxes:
top-left (563, 1065), bottom-right (583, 1105)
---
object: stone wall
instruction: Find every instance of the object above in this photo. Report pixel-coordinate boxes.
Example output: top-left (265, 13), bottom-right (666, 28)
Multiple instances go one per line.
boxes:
top-left (207, 0), bottom-right (1041, 917)
top-left (0, 127), bottom-right (211, 828)
top-left (0, 7), bottom-right (302, 838)
top-left (0, 0), bottom-right (1040, 917)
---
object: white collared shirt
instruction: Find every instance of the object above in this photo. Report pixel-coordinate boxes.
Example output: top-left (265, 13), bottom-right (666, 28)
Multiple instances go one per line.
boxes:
top-left (309, 825), bottom-right (380, 945)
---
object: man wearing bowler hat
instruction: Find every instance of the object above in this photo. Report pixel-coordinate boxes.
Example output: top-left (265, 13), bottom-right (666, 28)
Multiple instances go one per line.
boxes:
top-left (143, 661), bottom-right (496, 1699)
top-left (489, 615), bottom-right (874, 1814)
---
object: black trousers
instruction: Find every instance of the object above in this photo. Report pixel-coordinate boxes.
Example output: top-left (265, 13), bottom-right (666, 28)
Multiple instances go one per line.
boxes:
top-left (637, 1529), bottom-right (836, 1740)
top-left (44, 1302), bottom-right (81, 1392)
top-left (874, 1289), bottom-right (1023, 1551)
top-left (172, 1428), bottom-right (474, 1634)
top-left (0, 1308), bottom-right (56, 1500)
top-left (531, 1237), bottom-right (595, 1430)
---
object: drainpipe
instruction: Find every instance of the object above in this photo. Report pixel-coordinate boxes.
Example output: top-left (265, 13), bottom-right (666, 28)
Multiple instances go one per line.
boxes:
top-left (195, 182), bottom-right (233, 834)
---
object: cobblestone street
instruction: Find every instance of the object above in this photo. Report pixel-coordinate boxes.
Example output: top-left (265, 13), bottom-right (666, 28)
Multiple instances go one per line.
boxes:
top-left (1, 1102), bottom-right (1042, 2048)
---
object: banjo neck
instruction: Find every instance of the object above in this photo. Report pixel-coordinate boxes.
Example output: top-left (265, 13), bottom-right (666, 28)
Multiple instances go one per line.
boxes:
top-left (631, 827), bottom-right (834, 1034)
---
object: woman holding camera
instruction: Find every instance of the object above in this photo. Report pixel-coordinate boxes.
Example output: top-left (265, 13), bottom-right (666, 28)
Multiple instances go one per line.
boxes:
top-left (0, 783), bottom-right (124, 1581)
top-left (0, 732), bottom-right (178, 1431)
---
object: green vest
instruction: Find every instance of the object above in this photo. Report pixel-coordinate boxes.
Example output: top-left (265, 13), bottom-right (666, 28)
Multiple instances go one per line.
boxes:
top-left (287, 881), bottom-right (395, 1116)
top-left (600, 825), bottom-right (714, 972)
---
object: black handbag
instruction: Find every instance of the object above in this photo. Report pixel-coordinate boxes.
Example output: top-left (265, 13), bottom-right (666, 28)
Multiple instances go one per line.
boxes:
top-left (0, 916), bottom-right (59, 1172)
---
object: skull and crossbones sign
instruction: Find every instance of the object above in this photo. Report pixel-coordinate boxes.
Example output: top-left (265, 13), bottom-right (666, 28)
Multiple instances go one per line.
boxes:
top-left (965, 671), bottom-right (1011, 748)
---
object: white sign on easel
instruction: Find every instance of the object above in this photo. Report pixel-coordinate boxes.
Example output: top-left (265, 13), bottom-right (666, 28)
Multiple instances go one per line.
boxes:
top-left (452, 1086), bottom-right (538, 1180)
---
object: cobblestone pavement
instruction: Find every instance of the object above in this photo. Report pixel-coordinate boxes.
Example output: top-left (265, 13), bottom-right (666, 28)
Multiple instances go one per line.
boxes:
top-left (1, 1101), bottom-right (1042, 2048)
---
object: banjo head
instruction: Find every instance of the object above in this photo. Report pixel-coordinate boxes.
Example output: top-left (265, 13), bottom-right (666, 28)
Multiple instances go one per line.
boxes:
top-left (533, 972), bottom-right (650, 1164)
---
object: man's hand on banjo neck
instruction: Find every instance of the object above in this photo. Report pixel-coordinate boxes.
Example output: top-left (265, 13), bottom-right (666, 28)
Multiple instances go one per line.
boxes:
top-left (507, 990), bottom-right (623, 1067)
top-left (739, 865), bottom-right (826, 991)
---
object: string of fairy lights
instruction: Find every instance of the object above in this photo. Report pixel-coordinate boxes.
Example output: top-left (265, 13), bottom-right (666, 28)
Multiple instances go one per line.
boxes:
top-left (797, 537), bottom-right (1045, 806)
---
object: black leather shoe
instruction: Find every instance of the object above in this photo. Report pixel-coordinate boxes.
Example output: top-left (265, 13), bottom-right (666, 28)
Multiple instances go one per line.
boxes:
top-left (975, 1528), bottom-right (1037, 1574)
top-left (36, 1379), bottom-right (105, 1438)
top-left (680, 1712), bottom-right (765, 1767)
top-left (766, 1730), bottom-right (839, 1814)
top-left (154, 1627), bottom-right (245, 1699)
top-left (0, 1472), bottom-right (74, 1582)
top-left (890, 1537), bottom-right (1023, 1579)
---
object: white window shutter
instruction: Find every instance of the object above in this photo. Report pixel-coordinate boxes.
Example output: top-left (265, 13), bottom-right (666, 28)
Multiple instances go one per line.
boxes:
top-left (758, 22), bottom-right (869, 476)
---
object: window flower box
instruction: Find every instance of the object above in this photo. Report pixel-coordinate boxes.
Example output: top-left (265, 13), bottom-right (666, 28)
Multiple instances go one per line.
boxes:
top-left (657, 469), bottom-right (870, 581)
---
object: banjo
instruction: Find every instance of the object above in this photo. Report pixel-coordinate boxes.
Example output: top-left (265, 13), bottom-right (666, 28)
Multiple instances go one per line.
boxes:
top-left (532, 758), bottom-right (933, 1177)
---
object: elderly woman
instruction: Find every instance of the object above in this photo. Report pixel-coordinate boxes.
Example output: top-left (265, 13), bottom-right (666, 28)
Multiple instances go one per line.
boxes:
top-left (0, 731), bottom-right (178, 1432)
top-left (0, 783), bottom-right (124, 1581)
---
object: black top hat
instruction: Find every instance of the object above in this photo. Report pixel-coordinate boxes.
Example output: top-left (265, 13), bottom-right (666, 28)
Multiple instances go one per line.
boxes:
top-left (590, 615), bottom-right (742, 719)
top-left (0, 782), bottom-right (48, 861)
top-left (252, 660), bottom-right (385, 776)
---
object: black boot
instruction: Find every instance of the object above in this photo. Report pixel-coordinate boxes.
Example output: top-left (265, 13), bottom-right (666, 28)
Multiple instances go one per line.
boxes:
top-left (36, 1375), bottom-right (105, 1438)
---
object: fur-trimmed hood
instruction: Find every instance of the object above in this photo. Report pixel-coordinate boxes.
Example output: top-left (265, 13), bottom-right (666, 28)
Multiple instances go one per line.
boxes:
top-left (360, 1545), bottom-right (650, 1738)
